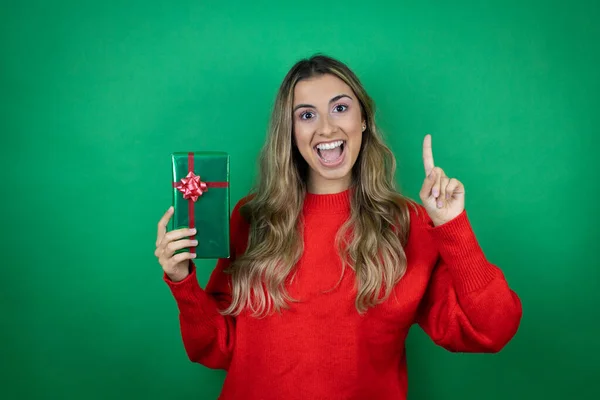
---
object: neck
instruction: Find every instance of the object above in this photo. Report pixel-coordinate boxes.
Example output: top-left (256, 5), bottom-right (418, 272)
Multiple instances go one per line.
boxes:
top-left (307, 173), bottom-right (352, 195)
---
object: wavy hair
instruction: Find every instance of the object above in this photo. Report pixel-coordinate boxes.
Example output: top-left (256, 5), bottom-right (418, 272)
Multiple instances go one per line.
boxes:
top-left (223, 54), bottom-right (414, 317)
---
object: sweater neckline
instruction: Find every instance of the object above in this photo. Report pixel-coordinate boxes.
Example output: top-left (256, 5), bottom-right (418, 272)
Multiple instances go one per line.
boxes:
top-left (303, 188), bottom-right (352, 215)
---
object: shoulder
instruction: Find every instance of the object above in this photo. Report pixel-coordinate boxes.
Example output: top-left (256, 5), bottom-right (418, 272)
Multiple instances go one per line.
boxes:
top-left (399, 198), bottom-right (438, 246)
top-left (231, 193), bottom-right (254, 227)
top-left (400, 199), bottom-right (440, 263)
top-left (227, 194), bottom-right (254, 255)
top-left (406, 200), bottom-right (435, 229)
top-left (390, 194), bottom-right (434, 231)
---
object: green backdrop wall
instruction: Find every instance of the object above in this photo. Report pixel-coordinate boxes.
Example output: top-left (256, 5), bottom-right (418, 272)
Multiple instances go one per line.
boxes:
top-left (2, 0), bottom-right (598, 399)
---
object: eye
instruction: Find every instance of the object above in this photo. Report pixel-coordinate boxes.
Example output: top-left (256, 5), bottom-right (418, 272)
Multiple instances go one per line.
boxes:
top-left (333, 104), bottom-right (348, 113)
top-left (300, 111), bottom-right (315, 120)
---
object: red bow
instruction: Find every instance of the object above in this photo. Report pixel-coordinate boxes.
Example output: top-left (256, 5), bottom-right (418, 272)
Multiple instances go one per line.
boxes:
top-left (174, 171), bottom-right (208, 202)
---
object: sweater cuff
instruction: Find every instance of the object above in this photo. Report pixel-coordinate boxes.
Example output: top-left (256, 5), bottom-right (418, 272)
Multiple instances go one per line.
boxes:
top-left (163, 263), bottom-right (219, 328)
top-left (429, 210), bottom-right (498, 294)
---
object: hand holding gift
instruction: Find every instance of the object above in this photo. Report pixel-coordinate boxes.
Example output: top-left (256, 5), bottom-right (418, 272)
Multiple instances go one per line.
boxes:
top-left (155, 206), bottom-right (197, 282)
top-left (155, 152), bottom-right (230, 281)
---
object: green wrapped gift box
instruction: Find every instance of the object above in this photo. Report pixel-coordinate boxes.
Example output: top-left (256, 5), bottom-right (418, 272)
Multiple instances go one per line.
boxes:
top-left (170, 151), bottom-right (230, 259)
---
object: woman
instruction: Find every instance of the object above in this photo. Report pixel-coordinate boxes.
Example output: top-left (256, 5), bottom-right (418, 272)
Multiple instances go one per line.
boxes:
top-left (154, 55), bottom-right (522, 399)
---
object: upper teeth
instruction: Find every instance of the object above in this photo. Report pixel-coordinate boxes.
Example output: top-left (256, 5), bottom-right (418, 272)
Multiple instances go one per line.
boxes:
top-left (316, 140), bottom-right (344, 150)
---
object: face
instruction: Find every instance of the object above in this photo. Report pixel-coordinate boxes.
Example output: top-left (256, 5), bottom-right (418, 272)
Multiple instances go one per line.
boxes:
top-left (292, 74), bottom-right (365, 194)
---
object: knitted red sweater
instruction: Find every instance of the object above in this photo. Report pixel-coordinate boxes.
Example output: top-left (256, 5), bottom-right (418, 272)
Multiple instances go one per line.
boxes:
top-left (165, 189), bottom-right (522, 400)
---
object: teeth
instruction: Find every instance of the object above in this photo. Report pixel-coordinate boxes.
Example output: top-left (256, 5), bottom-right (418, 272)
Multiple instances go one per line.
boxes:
top-left (316, 140), bottom-right (344, 150)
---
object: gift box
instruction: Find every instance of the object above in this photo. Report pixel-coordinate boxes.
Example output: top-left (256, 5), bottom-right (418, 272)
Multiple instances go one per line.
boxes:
top-left (171, 151), bottom-right (230, 259)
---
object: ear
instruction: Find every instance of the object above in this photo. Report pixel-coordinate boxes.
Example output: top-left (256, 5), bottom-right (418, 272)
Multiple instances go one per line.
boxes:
top-left (361, 119), bottom-right (367, 132)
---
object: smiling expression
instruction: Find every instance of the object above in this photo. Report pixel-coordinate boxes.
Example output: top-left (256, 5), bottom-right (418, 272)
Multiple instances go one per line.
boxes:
top-left (292, 74), bottom-right (365, 194)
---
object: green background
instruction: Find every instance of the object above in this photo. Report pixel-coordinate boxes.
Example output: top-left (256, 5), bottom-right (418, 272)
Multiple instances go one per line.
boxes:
top-left (1, 1), bottom-right (598, 399)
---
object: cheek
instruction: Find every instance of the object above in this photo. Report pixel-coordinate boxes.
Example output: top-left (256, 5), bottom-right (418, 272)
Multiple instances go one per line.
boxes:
top-left (343, 119), bottom-right (363, 150)
top-left (340, 120), bottom-right (363, 141)
top-left (293, 123), bottom-right (312, 148)
top-left (339, 110), bottom-right (363, 133)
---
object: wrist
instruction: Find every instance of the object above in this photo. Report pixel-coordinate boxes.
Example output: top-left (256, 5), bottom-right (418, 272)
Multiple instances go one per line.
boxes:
top-left (165, 260), bottom-right (195, 283)
top-left (167, 270), bottom-right (189, 283)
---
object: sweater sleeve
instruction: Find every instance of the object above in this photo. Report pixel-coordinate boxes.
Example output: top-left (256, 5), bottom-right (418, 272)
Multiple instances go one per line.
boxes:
top-left (163, 199), bottom-right (248, 370)
top-left (415, 209), bottom-right (523, 353)
top-left (164, 258), bottom-right (236, 370)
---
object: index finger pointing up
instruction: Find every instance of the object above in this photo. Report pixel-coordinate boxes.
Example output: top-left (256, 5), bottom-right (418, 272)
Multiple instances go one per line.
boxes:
top-left (422, 134), bottom-right (435, 176)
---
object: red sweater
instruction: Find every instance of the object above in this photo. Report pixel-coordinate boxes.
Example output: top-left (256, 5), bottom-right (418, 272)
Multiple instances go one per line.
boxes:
top-left (165, 189), bottom-right (522, 399)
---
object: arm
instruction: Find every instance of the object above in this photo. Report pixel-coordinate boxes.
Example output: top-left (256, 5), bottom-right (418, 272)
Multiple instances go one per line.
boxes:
top-left (416, 210), bottom-right (523, 353)
top-left (163, 200), bottom-right (247, 370)
top-left (164, 257), bottom-right (236, 370)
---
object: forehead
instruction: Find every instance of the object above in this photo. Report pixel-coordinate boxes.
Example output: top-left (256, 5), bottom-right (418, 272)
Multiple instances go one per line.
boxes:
top-left (293, 74), bottom-right (354, 104)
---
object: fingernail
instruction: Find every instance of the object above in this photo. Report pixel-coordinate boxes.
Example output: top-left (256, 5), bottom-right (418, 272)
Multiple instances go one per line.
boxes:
top-left (432, 188), bottom-right (439, 197)
top-left (191, 253), bottom-right (196, 258)
top-left (190, 228), bottom-right (196, 233)
top-left (192, 240), bottom-right (198, 245)
top-left (437, 200), bottom-right (443, 208)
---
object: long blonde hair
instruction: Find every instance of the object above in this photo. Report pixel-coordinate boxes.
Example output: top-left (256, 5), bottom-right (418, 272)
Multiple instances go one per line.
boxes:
top-left (223, 55), bottom-right (414, 317)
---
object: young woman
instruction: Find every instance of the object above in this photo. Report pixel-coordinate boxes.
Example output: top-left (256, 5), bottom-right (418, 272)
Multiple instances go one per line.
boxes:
top-left (154, 55), bottom-right (522, 399)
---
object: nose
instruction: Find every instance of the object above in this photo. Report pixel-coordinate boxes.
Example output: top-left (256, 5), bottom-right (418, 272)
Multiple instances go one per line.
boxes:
top-left (317, 114), bottom-right (336, 136)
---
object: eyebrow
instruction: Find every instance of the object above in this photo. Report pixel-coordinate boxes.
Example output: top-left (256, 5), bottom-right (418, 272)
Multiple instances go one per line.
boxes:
top-left (293, 94), bottom-right (353, 112)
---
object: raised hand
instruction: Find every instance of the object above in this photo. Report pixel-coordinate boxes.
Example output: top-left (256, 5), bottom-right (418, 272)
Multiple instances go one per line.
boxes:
top-left (155, 206), bottom-right (197, 282)
top-left (419, 134), bottom-right (465, 226)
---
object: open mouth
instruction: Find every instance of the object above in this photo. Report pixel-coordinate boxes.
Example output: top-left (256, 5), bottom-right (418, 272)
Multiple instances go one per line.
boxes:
top-left (314, 140), bottom-right (346, 167)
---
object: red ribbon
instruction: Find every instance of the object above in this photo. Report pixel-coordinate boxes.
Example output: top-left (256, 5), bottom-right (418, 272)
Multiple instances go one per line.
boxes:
top-left (173, 152), bottom-right (229, 253)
